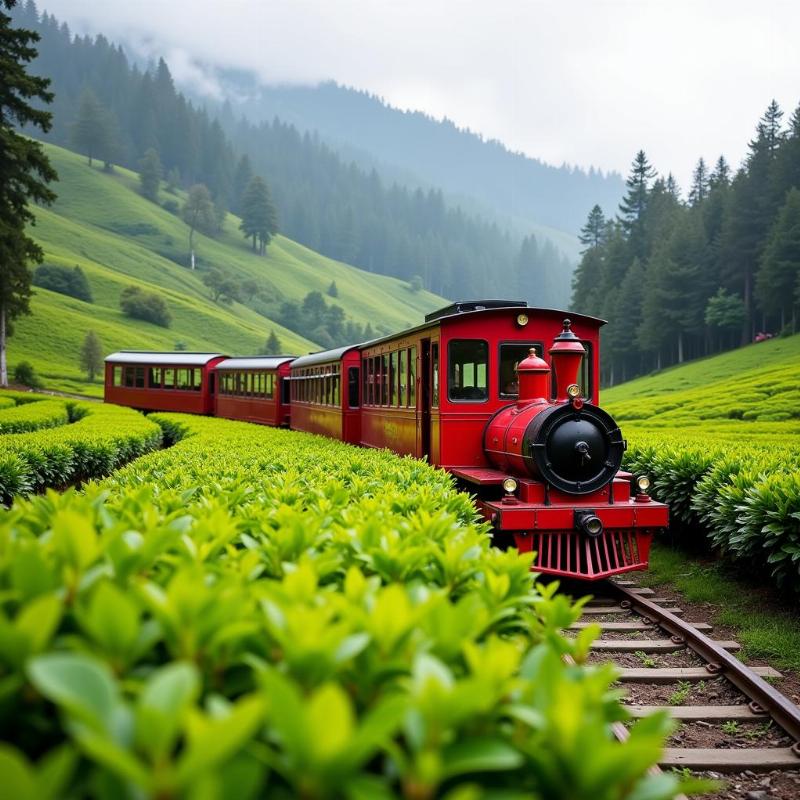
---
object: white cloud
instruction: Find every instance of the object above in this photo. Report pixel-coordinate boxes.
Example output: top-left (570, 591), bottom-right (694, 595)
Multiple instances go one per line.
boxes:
top-left (40, 0), bottom-right (800, 186)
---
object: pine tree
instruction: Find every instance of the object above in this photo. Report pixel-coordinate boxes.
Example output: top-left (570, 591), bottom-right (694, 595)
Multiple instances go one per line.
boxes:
top-left (139, 147), bottom-right (162, 202)
top-left (239, 176), bottom-right (278, 255)
top-left (265, 329), bottom-right (281, 353)
top-left (578, 205), bottom-right (606, 251)
top-left (0, 0), bottom-right (57, 386)
top-left (71, 88), bottom-right (110, 167)
top-left (721, 101), bottom-right (785, 340)
top-left (618, 150), bottom-right (657, 260)
top-left (79, 330), bottom-right (103, 381)
top-left (709, 155), bottom-right (730, 187)
top-left (756, 187), bottom-right (800, 330)
top-left (327, 280), bottom-right (338, 298)
top-left (688, 158), bottom-right (709, 205)
top-left (181, 183), bottom-right (215, 264)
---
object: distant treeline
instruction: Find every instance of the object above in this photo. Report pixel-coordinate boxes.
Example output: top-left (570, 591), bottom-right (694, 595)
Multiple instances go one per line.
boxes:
top-left (572, 101), bottom-right (800, 385)
top-left (13, 1), bottom-right (572, 306)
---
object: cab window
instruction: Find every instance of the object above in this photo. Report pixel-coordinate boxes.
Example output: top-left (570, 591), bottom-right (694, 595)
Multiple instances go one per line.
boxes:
top-left (448, 340), bottom-right (488, 402)
top-left (499, 343), bottom-right (543, 399)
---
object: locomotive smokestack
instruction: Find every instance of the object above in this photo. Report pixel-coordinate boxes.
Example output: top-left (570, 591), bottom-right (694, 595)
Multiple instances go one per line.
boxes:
top-left (516, 346), bottom-right (550, 405)
top-left (549, 319), bottom-right (586, 402)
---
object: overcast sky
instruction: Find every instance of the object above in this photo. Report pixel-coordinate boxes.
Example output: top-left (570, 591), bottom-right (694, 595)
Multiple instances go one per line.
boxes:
top-left (40, 0), bottom-right (800, 188)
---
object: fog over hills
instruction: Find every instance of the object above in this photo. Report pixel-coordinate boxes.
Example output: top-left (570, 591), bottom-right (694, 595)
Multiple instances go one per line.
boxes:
top-left (199, 72), bottom-right (626, 256)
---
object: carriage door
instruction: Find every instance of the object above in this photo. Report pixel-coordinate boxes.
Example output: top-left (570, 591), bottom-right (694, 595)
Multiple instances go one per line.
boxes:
top-left (419, 339), bottom-right (431, 460)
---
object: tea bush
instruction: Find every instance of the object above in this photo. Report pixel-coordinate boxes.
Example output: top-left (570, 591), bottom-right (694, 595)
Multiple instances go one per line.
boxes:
top-left (623, 429), bottom-right (800, 593)
top-left (0, 399), bottom-right (69, 434)
top-left (0, 401), bottom-right (161, 503)
top-left (0, 413), bottom-right (690, 800)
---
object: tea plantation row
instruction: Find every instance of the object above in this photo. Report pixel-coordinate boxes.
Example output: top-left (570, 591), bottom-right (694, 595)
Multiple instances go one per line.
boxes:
top-left (602, 336), bottom-right (800, 596)
top-left (0, 393), bottom-right (162, 504)
top-left (0, 413), bottom-right (690, 800)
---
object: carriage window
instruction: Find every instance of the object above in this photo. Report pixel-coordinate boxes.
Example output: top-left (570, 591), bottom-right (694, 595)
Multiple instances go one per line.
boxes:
top-left (389, 351), bottom-right (398, 406)
top-left (381, 354), bottom-right (389, 406)
top-left (163, 368), bottom-right (174, 389)
top-left (334, 371), bottom-right (340, 406)
top-left (398, 349), bottom-right (407, 406)
top-left (431, 343), bottom-right (439, 407)
top-left (448, 340), bottom-right (488, 402)
top-left (123, 366), bottom-right (135, 387)
top-left (409, 346), bottom-right (417, 407)
top-left (499, 343), bottom-right (542, 399)
top-left (148, 367), bottom-right (162, 389)
top-left (192, 368), bottom-right (201, 391)
top-left (113, 366), bottom-right (122, 386)
top-left (349, 367), bottom-right (359, 408)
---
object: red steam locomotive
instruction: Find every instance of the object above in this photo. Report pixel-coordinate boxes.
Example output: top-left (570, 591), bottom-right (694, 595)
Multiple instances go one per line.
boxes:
top-left (105, 300), bottom-right (668, 580)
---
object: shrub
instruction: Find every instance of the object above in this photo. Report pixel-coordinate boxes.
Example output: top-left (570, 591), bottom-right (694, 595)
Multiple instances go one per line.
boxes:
top-left (32, 263), bottom-right (93, 302)
top-left (0, 413), bottom-right (687, 799)
top-left (13, 361), bottom-right (41, 389)
top-left (120, 285), bottom-right (172, 327)
top-left (0, 398), bottom-right (69, 434)
top-left (0, 401), bottom-right (161, 503)
top-left (162, 198), bottom-right (179, 215)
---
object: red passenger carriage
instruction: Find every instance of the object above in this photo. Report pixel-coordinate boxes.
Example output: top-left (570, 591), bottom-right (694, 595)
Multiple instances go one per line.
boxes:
top-left (214, 356), bottom-right (295, 427)
top-left (289, 346), bottom-right (362, 444)
top-left (104, 351), bottom-right (225, 414)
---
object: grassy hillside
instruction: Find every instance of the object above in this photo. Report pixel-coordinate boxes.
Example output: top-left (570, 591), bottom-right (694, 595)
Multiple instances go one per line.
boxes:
top-left (603, 334), bottom-right (800, 441)
top-left (15, 142), bottom-right (445, 396)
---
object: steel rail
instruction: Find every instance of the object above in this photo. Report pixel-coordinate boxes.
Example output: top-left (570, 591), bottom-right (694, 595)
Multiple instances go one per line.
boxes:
top-left (604, 580), bottom-right (800, 749)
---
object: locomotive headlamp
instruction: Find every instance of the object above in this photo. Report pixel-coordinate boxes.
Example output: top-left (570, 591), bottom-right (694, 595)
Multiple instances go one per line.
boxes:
top-left (566, 383), bottom-right (581, 398)
top-left (516, 313), bottom-right (529, 327)
top-left (575, 510), bottom-right (603, 538)
top-left (637, 475), bottom-right (651, 492)
top-left (502, 477), bottom-right (518, 495)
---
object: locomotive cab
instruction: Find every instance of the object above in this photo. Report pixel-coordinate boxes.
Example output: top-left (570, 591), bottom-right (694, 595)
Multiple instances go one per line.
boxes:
top-left (453, 319), bottom-right (668, 580)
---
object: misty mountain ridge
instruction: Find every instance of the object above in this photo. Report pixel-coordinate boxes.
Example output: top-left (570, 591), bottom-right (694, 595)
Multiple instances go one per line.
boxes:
top-left (17, 2), bottom-right (606, 306)
top-left (186, 68), bottom-right (625, 250)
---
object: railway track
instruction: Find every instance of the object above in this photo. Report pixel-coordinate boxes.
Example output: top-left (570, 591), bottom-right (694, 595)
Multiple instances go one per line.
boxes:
top-left (573, 579), bottom-right (800, 799)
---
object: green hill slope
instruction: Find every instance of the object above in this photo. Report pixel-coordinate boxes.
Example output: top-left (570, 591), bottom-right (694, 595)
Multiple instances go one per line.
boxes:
top-left (603, 334), bottom-right (800, 440)
top-left (15, 142), bottom-right (446, 396)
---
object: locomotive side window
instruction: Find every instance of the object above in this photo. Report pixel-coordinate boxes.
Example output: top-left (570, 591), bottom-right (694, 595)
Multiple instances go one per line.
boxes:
top-left (548, 341), bottom-right (593, 401)
top-left (579, 342), bottom-right (592, 400)
top-left (448, 340), bottom-right (488, 402)
top-left (431, 343), bottom-right (439, 407)
top-left (499, 343), bottom-right (543, 399)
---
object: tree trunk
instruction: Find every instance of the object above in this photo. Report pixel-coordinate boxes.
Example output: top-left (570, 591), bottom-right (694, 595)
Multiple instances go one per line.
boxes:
top-left (677, 330), bottom-right (684, 363)
top-left (0, 302), bottom-right (7, 388)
